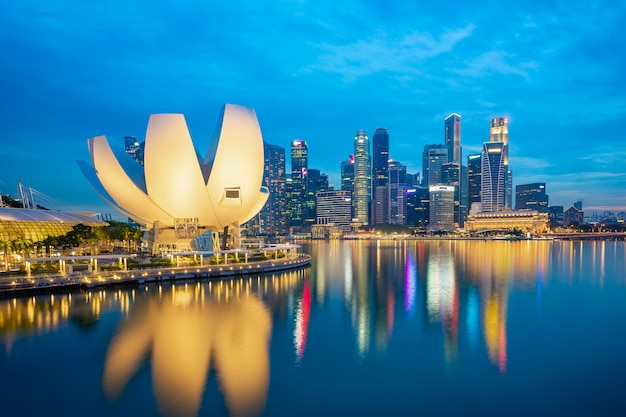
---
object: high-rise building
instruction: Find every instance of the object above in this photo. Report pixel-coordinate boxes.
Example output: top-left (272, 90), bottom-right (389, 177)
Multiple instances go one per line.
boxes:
top-left (341, 156), bottom-right (355, 192)
top-left (353, 130), bottom-right (371, 225)
top-left (372, 128), bottom-right (389, 187)
top-left (445, 113), bottom-right (461, 165)
top-left (428, 185), bottom-right (455, 231)
top-left (481, 142), bottom-right (506, 213)
top-left (288, 139), bottom-right (308, 227)
top-left (406, 186), bottom-right (429, 230)
top-left (371, 128), bottom-right (389, 225)
top-left (316, 190), bottom-right (352, 231)
top-left (258, 143), bottom-right (287, 235)
top-left (548, 206), bottom-right (564, 225)
top-left (467, 154), bottom-right (482, 214)
top-left (422, 144), bottom-right (449, 187)
top-left (305, 169), bottom-right (329, 227)
top-left (442, 162), bottom-right (460, 226)
top-left (489, 118), bottom-right (512, 208)
top-left (388, 161), bottom-right (407, 225)
top-left (515, 183), bottom-right (548, 213)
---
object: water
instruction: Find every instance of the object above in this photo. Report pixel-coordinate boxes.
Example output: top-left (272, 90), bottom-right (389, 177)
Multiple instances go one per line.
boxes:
top-left (1, 240), bottom-right (625, 417)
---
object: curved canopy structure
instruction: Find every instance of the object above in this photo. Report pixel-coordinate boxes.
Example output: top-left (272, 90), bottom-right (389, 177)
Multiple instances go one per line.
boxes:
top-left (79, 104), bottom-right (269, 232)
top-left (0, 207), bottom-right (106, 243)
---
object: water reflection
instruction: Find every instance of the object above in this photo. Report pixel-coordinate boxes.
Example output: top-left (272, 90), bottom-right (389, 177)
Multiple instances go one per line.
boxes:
top-left (103, 283), bottom-right (271, 417)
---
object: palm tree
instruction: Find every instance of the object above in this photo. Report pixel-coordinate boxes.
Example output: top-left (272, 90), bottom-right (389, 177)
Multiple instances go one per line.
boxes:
top-left (0, 239), bottom-right (11, 271)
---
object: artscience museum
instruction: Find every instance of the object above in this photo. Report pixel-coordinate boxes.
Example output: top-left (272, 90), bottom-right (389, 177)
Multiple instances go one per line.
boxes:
top-left (79, 104), bottom-right (269, 254)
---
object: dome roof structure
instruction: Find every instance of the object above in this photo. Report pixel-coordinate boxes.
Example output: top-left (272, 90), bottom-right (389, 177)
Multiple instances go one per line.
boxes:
top-left (79, 104), bottom-right (269, 233)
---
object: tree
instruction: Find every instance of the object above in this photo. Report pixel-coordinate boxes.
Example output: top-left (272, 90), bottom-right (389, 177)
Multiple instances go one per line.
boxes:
top-left (0, 239), bottom-right (11, 271)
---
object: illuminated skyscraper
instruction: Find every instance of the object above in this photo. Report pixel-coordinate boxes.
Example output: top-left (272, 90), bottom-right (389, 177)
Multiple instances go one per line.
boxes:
top-left (353, 130), bottom-right (371, 225)
top-left (422, 144), bottom-right (449, 187)
top-left (489, 118), bottom-right (512, 208)
top-left (481, 142), bottom-right (506, 213)
top-left (305, 169), bottom-right (329, 227)
top-left (288, 140), bottom-right (308, 227)
top-left (442, 162), bottom-right (460, 226)
top-left (406, 186), bottom-right (429, 230)
top-left (258, 142), bottom-right (286, 235)
top-left (445, 113), bottom-right (461, 165)
top-left (467, 154), bottom-right (482, 214)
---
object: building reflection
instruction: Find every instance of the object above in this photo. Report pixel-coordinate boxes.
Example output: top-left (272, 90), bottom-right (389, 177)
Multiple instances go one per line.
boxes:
top-left (303, 239), bottom-right (562, 372)
top-left (0, 272), bottom-right (305, 417)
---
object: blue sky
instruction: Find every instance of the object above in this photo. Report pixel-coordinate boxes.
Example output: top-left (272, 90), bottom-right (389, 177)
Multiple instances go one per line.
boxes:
top-left (1, 0), bottom-right (625, 216)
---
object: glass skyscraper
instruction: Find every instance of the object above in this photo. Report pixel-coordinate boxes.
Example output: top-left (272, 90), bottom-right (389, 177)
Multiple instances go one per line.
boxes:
top-left (422, 144), bottom-right (449, 187)
top-left (444, 113), bottom-right (461, 165)
top-left (467, 154), bottom-right (482, 214)
top-left (489, 118), bottom-right (512, 209)
top-left (258, 142), bottom-right (286, 235)
top-left (353, 130), bottom-right (371, 225)
top-left (515, 183), bottom-right (549, 213)
top-left (288, 139), bottom-right (308, 227)
top-left (481, 142), bottom-right (506, 213)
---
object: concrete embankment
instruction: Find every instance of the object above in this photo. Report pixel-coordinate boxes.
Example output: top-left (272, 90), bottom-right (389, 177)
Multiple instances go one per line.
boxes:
top-left (0, 255), bottom-right (311, 296)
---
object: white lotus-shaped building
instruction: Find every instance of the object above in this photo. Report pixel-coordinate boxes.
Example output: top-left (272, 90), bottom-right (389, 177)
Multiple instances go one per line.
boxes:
top-left (79, 104), bottom-right (269, 252)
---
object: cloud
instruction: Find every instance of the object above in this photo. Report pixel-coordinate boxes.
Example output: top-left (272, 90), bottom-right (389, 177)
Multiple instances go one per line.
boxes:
top-left (452, 50), bottom-right (538, 80)
top-left (308, 25), bottom-right (475, 81)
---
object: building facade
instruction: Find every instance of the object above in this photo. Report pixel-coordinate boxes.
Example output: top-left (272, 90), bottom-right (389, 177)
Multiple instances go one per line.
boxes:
top-left (288, 139), bottom-right (308, 228)
top-left (428, 185), bottom-right (455, 231)
top-left (481, 142), bottom-right (506, 213)
top-left (445, 113), bottom-right (461, 165)
top-left (257, 142), bottom-right (286, 235)
top-left (489, 118), bottom-right (512, 209)
top-left (515, 183), bottom-right (548, 213)
top-left (406, 187), bottom-right (429, 230)
top-left (316, 190), bottom-right (352, 231)
top-left (388, 161), bottom-right (407, 225)
top-left (422, 144), bottom-right (449, 187)
top-left (353, 130), bottom-right (371, 225)
top-left (467, 154), bottom-right (482, 215)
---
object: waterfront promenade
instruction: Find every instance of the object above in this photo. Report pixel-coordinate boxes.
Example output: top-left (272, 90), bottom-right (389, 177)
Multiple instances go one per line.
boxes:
top-left (0, 247), bottom-right (311, 295)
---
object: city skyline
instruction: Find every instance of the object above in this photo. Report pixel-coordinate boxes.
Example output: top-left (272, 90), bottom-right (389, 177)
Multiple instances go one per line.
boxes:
top-left (1, 1), bottom-right (625, 216)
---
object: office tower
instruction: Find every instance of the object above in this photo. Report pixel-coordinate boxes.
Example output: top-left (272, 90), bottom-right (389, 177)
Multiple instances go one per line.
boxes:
top-left (481, 142), bottom-right (506, 213)
top-left (371, 128), bottom-right (389, 225)
top-left (467, 154), bottom-right (482, 214)
top-left (353, 130), bottom-right (371, 225)
top-left (288, 139), bottom-right (308, 227)
top-left (388, 161), bottom-right (407, 225)
top-left (341, 156), bottom-right (355, 192)
top-left (258, 142), bottom-right (287, 235)
top-left (406, 186), bottom-right (429, 229)
top-left (422, 144), bottom-right (449, 187)
top-left (460, 164), bottom-right (468, 226)
top-left (515, 183), bottom-right (549, 213)
top-left (489, 118), bottom-right (511, 208)
top-left (445, 113), bottom-right (461, 165)
top-left (124, 135), bottom-right (143, 164)
top-left (316, 190), bottom-right (352, 231)
top-left (305, 169), bottom-right (329, 227)
top-left (428, 185), bottom-right (455, 231)
top-left (442, 162), bottom-right (460, 226)
top-left (406, 172), bottom-right (420, 188)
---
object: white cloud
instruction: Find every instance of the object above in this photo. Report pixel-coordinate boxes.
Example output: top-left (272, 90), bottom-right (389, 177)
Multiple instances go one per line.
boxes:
top-left (453, 50), bottom-right (538, 80)
top-left (308, 25), bottom-right (475, 81)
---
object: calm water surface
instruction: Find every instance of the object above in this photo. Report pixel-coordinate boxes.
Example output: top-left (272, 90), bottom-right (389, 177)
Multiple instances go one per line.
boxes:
top-left (1, 240), bottom-right (625, 417)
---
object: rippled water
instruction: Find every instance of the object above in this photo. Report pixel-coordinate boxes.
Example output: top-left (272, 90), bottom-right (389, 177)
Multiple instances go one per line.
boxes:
top-left (1, 240), bottom-right (625, 417)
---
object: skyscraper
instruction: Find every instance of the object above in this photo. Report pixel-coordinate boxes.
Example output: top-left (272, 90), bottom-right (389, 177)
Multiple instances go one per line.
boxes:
top-left (428, 185), bottom-right (455, 231)
top-left (388, 161), bottom-right (407, 225)
top-left (341, 156), bottom-right (355, 192)
top-left (515, 183), bottom-right (548, 213)
top-left (445, 113), bottom-right (461, 165)
top-left (316, 190), bottom-right (352, 231)
top-left (489, 118), bottom-right (512, 208)
top-left (467, 154), bottom-right (482, 214)
top-left (422, 144), bottom-right (449, 187)
top-left (258, 142), bottom-right (286, 235)
top-left (481, 142), bottom-right (506, 213)
top-left (371, 128), bottom-right (390, 225)
top-left (441, 162), bottom-right (460, 226)
top-left (288, 139), bottom-right (308, 227)
top-left (406, 186), bottom-right (429, 230)
top-left (305, 169), bottom-right (329, 227)
top-left (353, 130), bottom-right (371, 225)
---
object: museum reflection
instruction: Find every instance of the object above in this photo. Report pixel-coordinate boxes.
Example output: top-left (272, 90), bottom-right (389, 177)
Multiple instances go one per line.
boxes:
top-left (0, 271), bottom-right (308, 417)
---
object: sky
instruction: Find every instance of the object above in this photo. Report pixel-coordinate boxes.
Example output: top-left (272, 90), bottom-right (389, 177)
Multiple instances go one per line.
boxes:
top-left (1, 0), bottom-right (625, 217)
